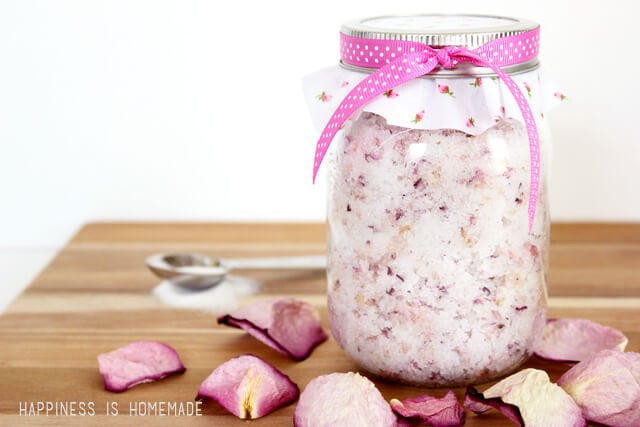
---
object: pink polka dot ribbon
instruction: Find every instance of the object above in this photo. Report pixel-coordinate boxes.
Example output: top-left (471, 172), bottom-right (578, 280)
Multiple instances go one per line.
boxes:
top-left (313, 27), bottom-right (541, 234)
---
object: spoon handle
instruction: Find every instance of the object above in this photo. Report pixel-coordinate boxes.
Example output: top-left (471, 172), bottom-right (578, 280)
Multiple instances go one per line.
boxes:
top-left (222, 255), bottom-right (326, 270)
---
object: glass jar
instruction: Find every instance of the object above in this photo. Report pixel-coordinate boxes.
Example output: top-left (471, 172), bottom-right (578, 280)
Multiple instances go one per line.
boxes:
top-left (305, 14), bottom-right (563, 386)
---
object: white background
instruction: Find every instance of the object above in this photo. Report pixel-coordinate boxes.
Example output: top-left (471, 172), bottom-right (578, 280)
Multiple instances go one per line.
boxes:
top-left (1, 0), bottom-right (639, 311)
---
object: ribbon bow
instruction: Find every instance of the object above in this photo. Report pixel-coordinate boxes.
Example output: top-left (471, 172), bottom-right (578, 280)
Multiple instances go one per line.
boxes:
top-left (313, 28), bottom-right (541, 233)
top-left (429, 46), bottom-right (466, 69)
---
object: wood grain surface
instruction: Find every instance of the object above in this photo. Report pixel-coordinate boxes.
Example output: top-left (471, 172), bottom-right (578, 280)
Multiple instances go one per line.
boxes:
top-left (0, 222), bottom-right (638, 426)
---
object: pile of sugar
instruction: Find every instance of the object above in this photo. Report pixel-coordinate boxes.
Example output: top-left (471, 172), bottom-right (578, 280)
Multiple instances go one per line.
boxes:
top-left (326, 112), bottom-right (550, 386)
top-left (152, 275), bottom-right (258, 313)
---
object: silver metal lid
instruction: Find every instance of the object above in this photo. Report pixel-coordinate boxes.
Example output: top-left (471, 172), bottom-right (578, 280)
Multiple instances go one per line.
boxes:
top-left (341, 14), bottom-right (539, 50)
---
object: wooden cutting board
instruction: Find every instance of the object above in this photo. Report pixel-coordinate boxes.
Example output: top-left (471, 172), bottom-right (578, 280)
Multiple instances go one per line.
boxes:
top-left (0, 222), bottom-right (638, 426)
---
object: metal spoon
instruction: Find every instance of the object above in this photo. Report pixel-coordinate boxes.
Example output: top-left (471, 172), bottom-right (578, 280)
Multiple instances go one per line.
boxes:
top-left (145, 252), bottom-right (326, 290)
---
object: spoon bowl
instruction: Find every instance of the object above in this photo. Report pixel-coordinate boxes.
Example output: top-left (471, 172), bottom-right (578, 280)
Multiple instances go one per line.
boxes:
top-left (145, 252), bottom-right (326, 290)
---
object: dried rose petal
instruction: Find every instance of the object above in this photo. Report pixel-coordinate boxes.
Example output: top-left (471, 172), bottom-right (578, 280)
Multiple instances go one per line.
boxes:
top-left (558, 349), bottom-right (640, 427)
top-left (97, 340), bottom-right (185, 392)
top-left (395, 419), bottom-right (413, 427)
top-left (464, 368), bottom-right (586, 427)
top-left (196, 354), bottom-right (299, 419)
top-left (390, 390), bottom-right (465, 427)
top-left (218, 297), bottom-right (328, 361)
top-left (294, 372), bottom-right (397, 427)
top-left (535, 318), bottom-right (628, 362)
top-left (465, 387), bottom-right (523, 425)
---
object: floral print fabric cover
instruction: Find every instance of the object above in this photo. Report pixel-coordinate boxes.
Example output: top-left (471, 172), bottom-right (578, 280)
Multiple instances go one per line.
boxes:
top-left (303, 66), bottom-right (565, 136)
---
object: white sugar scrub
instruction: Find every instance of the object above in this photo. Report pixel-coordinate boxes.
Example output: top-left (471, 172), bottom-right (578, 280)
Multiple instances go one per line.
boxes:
top-left (326, 112), bottom-right (550, 386)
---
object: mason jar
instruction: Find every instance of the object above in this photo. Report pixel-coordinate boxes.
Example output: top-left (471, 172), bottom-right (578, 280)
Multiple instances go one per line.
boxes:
top-left (304, 14), bottom-right (564, 386)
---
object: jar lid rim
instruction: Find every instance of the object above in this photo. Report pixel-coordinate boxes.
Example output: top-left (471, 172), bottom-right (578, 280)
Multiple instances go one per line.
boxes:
top-left (341, 14), bottom-right (539, 49)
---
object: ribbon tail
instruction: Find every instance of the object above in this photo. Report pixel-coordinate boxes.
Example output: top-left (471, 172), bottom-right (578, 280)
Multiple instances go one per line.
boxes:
top-left (499, 68), bottom-right (540, 235)
top-left (466, 56), bottom-right (541, 234)
top-left (312, 55), bottom-right (439, 183)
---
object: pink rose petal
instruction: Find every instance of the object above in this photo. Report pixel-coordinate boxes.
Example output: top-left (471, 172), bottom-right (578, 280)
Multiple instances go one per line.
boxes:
top-left (465, 368), bottom-right (586, 427)
top-left (390, 390), bottom-right (465, 427)
top-left (535, 318), bottom-right (628, 362)
top-left (465, 387), bottom-right (523, 425)
top-left (294, 372), bottom-right (397, 427)
top-left (218, 297), bottom-right (328, 361)
top-left (196, 354), bottom-right (299, 420)
top-left (558, 349), bottom-right (640, 427)
top-left (97, 340), bottom-right (185, 392)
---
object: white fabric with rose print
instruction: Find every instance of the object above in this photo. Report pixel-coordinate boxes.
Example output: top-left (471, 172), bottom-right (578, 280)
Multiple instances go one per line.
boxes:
top-left (303, 66), bottom-right (566, 136)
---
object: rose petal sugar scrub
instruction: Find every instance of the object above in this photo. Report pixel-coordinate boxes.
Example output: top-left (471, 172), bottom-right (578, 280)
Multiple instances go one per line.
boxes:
top-left (304, 14), bottom-right (566, 386)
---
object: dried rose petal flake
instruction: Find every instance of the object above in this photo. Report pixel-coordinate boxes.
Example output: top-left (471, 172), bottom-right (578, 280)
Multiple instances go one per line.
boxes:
top-left (390, 390), bottom-right (465, 427)
top-left (535, 318), bottom-right (628, 362)
top-left (218, 297), bottom-right (328, 361)
top-left (196, 354), bottom-right (299, 419)
top-left (294, 372), bottom-right (397, 427)
top-left (558, 349), bottom-right (640, 427)
top-left (464, 368), bottom-right (586, 427)
top-left (97, 340), bottom-right (185, 392)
